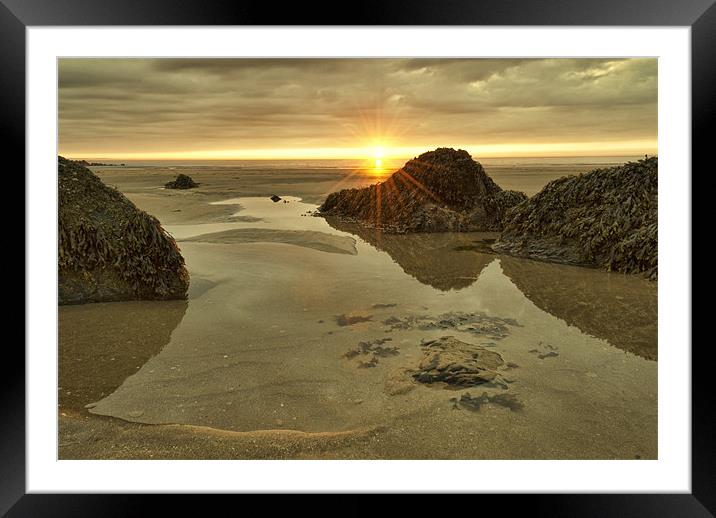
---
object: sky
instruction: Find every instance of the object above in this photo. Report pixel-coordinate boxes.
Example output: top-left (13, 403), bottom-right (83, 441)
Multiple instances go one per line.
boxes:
top-left (58, 58), bottom-right (657, 160)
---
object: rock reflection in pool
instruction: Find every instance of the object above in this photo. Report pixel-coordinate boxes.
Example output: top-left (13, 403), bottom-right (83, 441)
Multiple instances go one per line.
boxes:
top-left (327, 217), bottom-right (656, 360)
top-left (325, 217), bottom-right (497, 291)
top-left (499, 256), bottom-right (657, 360)
top-left (59, 300), bottom-right (188, 413)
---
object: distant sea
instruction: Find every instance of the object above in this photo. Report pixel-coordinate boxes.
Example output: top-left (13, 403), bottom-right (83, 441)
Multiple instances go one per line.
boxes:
top-left (87, 156), bottom-right (646, 169)
top-left (87, 155), bottom-right (650, 196)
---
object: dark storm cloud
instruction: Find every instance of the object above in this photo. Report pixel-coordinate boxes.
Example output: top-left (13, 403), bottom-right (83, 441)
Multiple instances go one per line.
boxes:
top-left (150, 58), bottom-right (359, 74)
top-left (58, 58), bottom-right (657, 156)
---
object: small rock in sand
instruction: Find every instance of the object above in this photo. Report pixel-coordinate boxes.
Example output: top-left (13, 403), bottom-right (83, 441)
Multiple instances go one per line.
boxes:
top-left (412, 336), bottom-right (505, 387)
top-left (164, 174), bottom-right (198, 189)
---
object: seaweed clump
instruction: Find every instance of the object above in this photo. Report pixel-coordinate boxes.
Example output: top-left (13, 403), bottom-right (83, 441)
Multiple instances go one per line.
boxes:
top-left (494, 157), bottom-right (658, 279)
top-left (59, 156), bottom-right (189, 304)
top-left (318, 148), bottom-right (526, 233)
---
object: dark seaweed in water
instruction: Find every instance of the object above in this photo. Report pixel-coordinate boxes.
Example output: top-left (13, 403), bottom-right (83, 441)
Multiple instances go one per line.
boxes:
top-left (383, 311), bottom-right (518, 340)
top-left (537, 351), bottom-right (559, 360)
top-left (336, 314), bottom-right (373, 326)
top-left (357, 357), bottom-right (379, 369)
top-left (344, 338), bottom-right (399, 368)
top-left (495, 157), bottom-right (657, 279)
top-left (58, 156), bottom-right (189, 304)
top-left (450, 391), bottom-right (524, 412)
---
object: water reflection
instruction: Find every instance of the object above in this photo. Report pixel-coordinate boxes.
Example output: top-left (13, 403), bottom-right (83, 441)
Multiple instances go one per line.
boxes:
top-left (499, 256), bottom-right (657, 360)
top-left (59, 299), bottom-right (188, 413)
top-left (77, 236), bottom-right (656, 457)
top-left (325, 217), bottom-right (496, 291)
top-left (326, 218), bottom-right (657, 360)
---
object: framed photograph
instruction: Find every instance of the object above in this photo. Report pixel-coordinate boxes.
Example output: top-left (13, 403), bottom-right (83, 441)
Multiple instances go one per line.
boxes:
top-left (8, 0), bottom-right (709, 513)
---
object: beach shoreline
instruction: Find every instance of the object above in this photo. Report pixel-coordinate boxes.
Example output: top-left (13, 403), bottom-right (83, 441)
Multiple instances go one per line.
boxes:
top-left (59, 162), bottom-right (657, 460)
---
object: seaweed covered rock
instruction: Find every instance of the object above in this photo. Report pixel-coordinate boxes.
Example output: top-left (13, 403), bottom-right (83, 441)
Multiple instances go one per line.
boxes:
top-left (165, 174), bottom-right (198, 189)
top-left (318, 148), bottom-right (526, 233)
top-left (59, 156), bottom-right (189, 304)
top-left (493, 157), bottom-right (657, 279)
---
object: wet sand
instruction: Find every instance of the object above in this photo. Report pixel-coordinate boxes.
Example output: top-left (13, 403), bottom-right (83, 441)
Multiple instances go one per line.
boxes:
top-left (58, 165), bottom-right (657, 459)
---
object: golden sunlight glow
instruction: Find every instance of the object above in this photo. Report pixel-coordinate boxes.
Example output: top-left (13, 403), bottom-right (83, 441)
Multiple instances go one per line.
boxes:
top-left (63, 139), bottom-right (657, 161)
top-left (371, 146), bottom-right (386, 169)
top-left (368, 146), bottom-right (388, 176)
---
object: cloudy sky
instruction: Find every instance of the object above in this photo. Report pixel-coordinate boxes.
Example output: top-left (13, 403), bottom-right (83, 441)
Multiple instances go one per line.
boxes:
top-left (59, 58), bottom-right (657, 160)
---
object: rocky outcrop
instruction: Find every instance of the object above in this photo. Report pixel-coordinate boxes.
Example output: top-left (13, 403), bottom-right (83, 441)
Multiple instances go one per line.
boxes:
top-left (59, 156), bottom-right (189, 304)
top-left (71, 160), bottom-right (112, 166)
top-left (165, 174), bottom-right (198, 189)
top-left (494, 157), bottom-right (657, 279)
top-left (318, 148), bottom-right (526, 233)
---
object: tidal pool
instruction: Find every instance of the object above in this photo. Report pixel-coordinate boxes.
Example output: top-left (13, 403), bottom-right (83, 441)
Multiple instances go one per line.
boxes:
top-left (59, 195), bottom-right (657, 459)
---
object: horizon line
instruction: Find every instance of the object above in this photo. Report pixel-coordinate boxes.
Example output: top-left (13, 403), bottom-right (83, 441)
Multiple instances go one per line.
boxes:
top-left (64, 153), bottom-right (657, 162)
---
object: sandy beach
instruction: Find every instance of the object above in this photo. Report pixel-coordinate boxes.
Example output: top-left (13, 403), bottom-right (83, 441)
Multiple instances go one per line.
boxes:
top-left (58, 162), bottom-right (657, 459)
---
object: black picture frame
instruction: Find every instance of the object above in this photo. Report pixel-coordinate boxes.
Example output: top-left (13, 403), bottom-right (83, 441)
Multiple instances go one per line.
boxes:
top-left (6, 0), bottom-right (709, 514)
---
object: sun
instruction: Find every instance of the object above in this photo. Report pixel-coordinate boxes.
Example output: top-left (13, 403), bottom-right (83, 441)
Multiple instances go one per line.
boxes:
top-left (372, 146), bottom-right (385, 169)
top-left (363, 144), bottom-right (391, 175)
